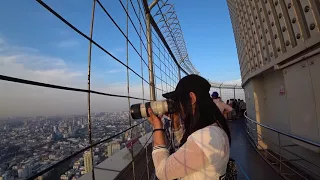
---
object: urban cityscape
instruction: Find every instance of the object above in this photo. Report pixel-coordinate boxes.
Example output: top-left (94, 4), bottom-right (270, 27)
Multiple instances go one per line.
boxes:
top-left (0, 112), bottom-right (150, 180)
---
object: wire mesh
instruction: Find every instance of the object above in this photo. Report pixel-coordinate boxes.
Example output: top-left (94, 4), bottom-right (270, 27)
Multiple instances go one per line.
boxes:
top-left (0, 0), bottom-right (184, 180)
top-left (210, 87), bottom-right (245, 103)
top-left (0, 1), bottom-right (244, 180)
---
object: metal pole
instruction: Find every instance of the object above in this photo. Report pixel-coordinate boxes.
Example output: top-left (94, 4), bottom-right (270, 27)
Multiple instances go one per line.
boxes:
top-left (219, 83), bottom-right (223, 98)
top-left (178, 68), bottom-right (181, 80)
top-left (233, 87), bottom-right (236, 100)
top-left (145, 0), bottom-right (158, 101)
top-left (125, 0), bottom-right (136, 179)
top-left (278, 133), bottom-right (282, 173)
top-left (87, 0), bottom-right (96, 179)
top-left (139, 1), bottom-right (149, 179)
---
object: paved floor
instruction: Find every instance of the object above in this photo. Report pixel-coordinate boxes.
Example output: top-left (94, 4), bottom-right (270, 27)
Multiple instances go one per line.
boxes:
top-left (229, 118), bottom-right (282, 180)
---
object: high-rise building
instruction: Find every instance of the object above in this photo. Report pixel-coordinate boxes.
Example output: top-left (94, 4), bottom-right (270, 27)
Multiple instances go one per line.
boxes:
top-left (18, 168), bottom-right (27, 178)
top-left (0, 173), bottom-right (7, 180)
top-left (1, 172), bottom-right (10, 180)
top-left (53, 126), bottom-right (57, 133)
top-left (107, 141), bottom-right (120, 156)
top-left (83, 151), bottom-right (93, 173)
top-left (68, 126), bottom-right (72, 134)
top-left (34, 176), bottom-right (43, 180)
top-left (72, 117), bottom-right (75, 127)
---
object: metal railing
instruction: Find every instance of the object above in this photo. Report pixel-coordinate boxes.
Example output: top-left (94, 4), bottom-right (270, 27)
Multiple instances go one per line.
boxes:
top-left (244, 111), bottom-right (320, 180)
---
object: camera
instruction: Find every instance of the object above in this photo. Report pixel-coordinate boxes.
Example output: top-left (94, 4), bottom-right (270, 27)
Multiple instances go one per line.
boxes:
top-left (130, 100), bottom-right (177, 119)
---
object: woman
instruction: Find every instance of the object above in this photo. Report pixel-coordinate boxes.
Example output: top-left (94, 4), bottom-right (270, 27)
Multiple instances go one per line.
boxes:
top-left (148, 74), bottom-right (231, 180)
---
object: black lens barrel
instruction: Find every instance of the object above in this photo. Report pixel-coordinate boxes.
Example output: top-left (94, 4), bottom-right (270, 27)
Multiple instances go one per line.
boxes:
top-left (130, 104), bottom-right (142, 119)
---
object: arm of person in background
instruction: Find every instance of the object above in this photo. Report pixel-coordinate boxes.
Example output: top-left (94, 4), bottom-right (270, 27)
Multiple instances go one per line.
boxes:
top-left (222, 103), bottom-right (233, 115)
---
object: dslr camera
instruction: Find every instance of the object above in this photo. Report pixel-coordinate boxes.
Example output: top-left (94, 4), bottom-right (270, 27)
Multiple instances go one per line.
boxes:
top-left (130, 99), bottom-right (178, 119)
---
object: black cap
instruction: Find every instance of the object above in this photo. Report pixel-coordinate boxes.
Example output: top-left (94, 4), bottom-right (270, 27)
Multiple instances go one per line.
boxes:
top-left (163, 74), bottom-right (211, 99)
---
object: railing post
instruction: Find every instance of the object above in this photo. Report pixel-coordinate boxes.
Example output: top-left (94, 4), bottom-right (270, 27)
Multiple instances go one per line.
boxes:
top-left (278, 133), bottom-right (282, 173)
top-left (219, 83), bottom-right (223, 98)
top-left (87, 0), bottom-right (96, 179)
top-left (233, 85), bottom-right (236, 99)
top-left (146, 12), bottom-right (156, 101)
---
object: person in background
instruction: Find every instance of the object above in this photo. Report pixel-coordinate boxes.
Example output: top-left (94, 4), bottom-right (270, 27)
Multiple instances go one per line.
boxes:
top-left (237, 99), bottom-right (242, 116)
top-left (225, 100), bottom-right (231, 119)
top-left (233, 99), bottom-right (239, 118)
top-left (240, 100), bottom-right (246, 117)
top-left (211, 92), bottom-right (233, 116)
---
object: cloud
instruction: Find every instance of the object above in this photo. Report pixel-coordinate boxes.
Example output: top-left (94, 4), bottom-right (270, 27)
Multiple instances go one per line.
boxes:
top-left (57, 39), bottom-right (80, 48)
top-left (0, 39), bottom-right (38, 54)
top-left (0, 38), bottom-right (148, 118)
top-left (107, 69), bottom-right (126, 74)
top-left (0, 37), bottom-right (5, 45)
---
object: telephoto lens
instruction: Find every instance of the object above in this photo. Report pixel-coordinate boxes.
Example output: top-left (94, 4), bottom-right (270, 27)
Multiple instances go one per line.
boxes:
top-left (130, 100), bottom-right (176, 119)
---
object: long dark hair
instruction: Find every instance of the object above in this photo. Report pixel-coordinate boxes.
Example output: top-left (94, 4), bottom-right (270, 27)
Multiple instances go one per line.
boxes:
top-left (178, 91), bottom-right (231, 146)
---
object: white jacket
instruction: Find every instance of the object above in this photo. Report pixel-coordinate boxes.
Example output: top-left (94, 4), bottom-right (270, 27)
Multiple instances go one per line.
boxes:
top-left (152, 124), bottom-right (230, 180)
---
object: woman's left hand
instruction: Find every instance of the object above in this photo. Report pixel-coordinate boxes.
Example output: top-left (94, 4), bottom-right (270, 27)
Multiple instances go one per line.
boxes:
top-left (147, 108), bottom-right (163, 129)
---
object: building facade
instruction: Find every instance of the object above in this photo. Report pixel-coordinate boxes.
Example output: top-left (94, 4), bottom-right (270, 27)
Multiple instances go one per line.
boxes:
top-left (227, 0), bottom-right (320, 155)
top-left (83, 151), bottom-right (93, 174)
top-left (107, 141), bottom-right (121, 157)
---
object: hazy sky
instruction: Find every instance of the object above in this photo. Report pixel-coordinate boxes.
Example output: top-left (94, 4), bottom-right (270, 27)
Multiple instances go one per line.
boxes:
top-left (0, 0), bottom-right (241, 118)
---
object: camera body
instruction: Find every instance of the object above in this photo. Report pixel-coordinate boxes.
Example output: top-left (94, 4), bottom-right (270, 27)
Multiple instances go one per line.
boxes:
top-left (130, 100), bottom-right (177, 119)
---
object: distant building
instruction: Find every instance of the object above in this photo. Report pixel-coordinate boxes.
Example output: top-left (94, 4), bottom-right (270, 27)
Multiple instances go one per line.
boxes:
top-left (34, 176), bottom-right (43, 180)
top-left (17, 169), bottom-right (24, 178)
top-left (48, 154), bottom-right (56, 160)
top-left (17, 165), bottom-right (32, 178)
top-left (83, 151), bottom-right (93, 173)
top-left (107, 142), bottom-right (120, 156)
top-left (0, 174), bottom-right (8, 180)
top-left (60, 174), bottom-right (69, 180)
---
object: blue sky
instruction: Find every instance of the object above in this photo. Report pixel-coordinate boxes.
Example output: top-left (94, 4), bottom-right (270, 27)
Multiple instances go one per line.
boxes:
top-left (0, 0), bottom-right (240, 83)
top-left (171, 0), bottom-right (240, 82)
top-left (0, 0), bottom-right (240, 117)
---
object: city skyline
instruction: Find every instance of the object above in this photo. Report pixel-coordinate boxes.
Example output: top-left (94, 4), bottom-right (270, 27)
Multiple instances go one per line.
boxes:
top-left (0, 111), bottom-right (148, 180)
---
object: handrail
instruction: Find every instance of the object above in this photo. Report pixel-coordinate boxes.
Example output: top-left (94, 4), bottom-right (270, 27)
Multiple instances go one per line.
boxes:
top-left (244, 110), bottom-right (320, 180)
top-left (27, 120), bottom-right (147, 180)
top-left (244, 111), bottom-right (320, 148)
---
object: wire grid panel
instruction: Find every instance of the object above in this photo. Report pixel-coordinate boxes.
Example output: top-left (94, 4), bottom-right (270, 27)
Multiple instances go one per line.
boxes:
top-left (0, 0), bottom-right (185, 179)
top-left (210, 87), bottom-right (245, 103)
top-left (152, 29), bottom-right (180, 101)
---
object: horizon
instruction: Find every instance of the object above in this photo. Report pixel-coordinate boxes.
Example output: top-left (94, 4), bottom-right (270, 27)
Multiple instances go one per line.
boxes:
top-left (0, 0), bottom-right (242, 118)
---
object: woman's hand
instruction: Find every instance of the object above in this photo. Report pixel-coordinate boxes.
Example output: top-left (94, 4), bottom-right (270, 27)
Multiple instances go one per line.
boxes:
top-left (147, 108), bottom-right (163, 129)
